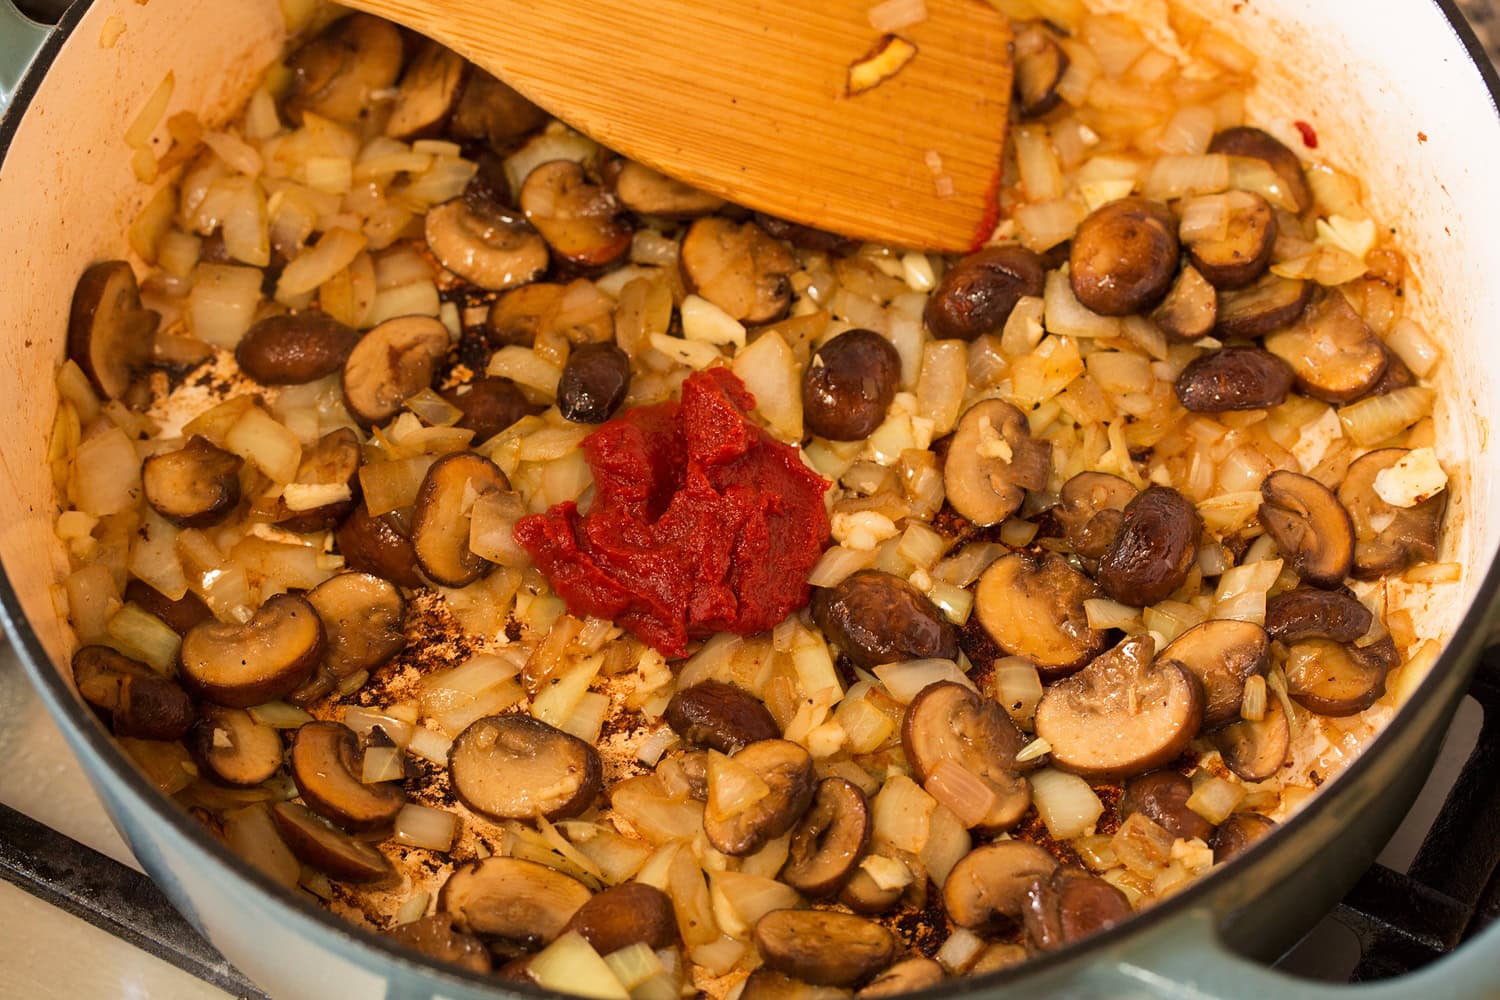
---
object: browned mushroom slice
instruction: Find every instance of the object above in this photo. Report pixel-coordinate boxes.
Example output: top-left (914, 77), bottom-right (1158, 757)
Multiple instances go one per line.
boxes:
top-left (975, 552), bottom-right (1110, 677)
top-left (142, 436), bottom-right (243, 528)
top-left (1120, 771), bottom-right (1215, 842)
top-left (67, 260), bottom-right (160, 399)
top-left (754, 909), bottom-right (897, 988)
top-left (1070, 198), bottom-right (1179, 316)
top-left (680, 217), bottom-right (797, 324)
top-left (665, 680), bottom-right (781, 754)
top-left (924, 246), bottom-right (1046, 341)
top-left (1265, 588), bottom-right (1373, 644)
top-left (1013, 21), bottom-right (1069, 118)
top-left (1214, 274), bottom-right (1312, 339)
top-left (307, 572), bottom-right (406, 680)
top-left (1056, 472), bottom-right (1137, 562)
top-left (449, 69), bottom-right (549, 148)
top-left (486, 283), bottom-right (564, 347)
top-left (179, 594), bottom-right (324, 708)
top-left (385, 39), bottom-right (466, 140)
top-left (388, 914), bottom-right (492, 975)
top-left (444, 377), bottom-right (543, 440)
top-left (192, 705), bottom-right (284, 787)
top-left (1338, 449), bottom-right (1447, 579)
top-left (1157, 620), bottom-right (1270, 729)
top-left (1151, 265), bottom-right (1217, 342)
top-left (290, 720), bottom-right (405, 831)
top-left (802, 329), bottom-right (902, 441)
top-left (1185, 191), bottom-right (1277, 290)
top-left (272, 428), bottom-right (362, 533)
top-left (942, 840), bottom-right (1060, 928)
top-left (857, 958), bottom-right (943, 999)
top-left (659, 748), bottom-right (710, 801)
top-left (607, 159), bottom-right (725, 217)
top-left (449, 715), bottom-right (603, 821)
top-left (71, 646), bottom-right (194, 741)
top-left (1174, 347), bottom-right (1295, 413)
top-left (1212, 812), bottom-right (1277, 863)
top-left (1208, 127), bottom-right (1313, 213)
top-left (902, 681), bottom-right (1031, 831)
top-left (562, 882), bottom-right (678, 955)
top-left (440, 856), bottom-right (593, 946)
top-left (335, 504), bottom-right (426, 589)
top-left (124, 580), bottom-right (213, 636)
top-left (341, 315), bottom-right (450, 426)
top-left (270, 801), bottom-right (394, 884)
top-left (520, 160), bottom-right (633, 268)
top-left (235, 312), bottom-right (360, 385)
top-left (282, 14), bottom-right (404, 125)
top-left (1098, 486), bottom-right (1202, 607)
top-left (425, 198), bottom-right (549, 292)
top-left (1283, 637), bottom-right (1395, 717)
top-left (743, 970), bottom-right (853, 1000)
top-left (780, 778), bottom-right (872, 896)
top-left (1210, 695), bottom-right (1291, 782)
top-left (944, 399), bottom-right (1052, 526)
top-left (1263, 292), bottom-right (1387, 404)
top-left (1034, 636), bottom-right (1204, 778)
top-left (839, 868), bottom-right (903, 915)
top-left (704, 739), bottom-right (816, 856)
top-left (1022, 867), bottom-right (1133, 951)
top-left (411, 452), bottom-right (510, 586)
top-left (1260, 470), bottom-right (1355, 588)
top-left (557, 342), bottom-right (632, 424)
top-left (810, 571), bottom-right (958, 670)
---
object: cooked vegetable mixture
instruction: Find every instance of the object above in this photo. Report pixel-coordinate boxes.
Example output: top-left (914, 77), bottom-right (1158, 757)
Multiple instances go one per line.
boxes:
top-left (49, 2), bottom-right (1459, 997)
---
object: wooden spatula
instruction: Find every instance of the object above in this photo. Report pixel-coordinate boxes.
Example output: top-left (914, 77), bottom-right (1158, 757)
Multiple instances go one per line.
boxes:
top-left (342, 0), bottom-right (1014, 252)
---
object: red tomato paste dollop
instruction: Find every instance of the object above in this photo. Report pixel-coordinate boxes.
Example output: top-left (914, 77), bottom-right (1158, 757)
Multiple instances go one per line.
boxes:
top-left (514, 368), bottom-right (831, 657)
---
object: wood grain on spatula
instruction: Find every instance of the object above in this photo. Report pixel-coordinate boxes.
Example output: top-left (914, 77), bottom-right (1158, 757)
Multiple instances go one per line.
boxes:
top-left (343, 0), bottom-right (1014, 252)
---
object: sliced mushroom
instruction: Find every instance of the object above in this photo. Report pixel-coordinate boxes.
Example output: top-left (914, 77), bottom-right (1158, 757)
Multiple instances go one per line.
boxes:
top-left (1338, 449), bottom-right (1447, 579)
top-left (972, 944), bottom-right (1028, 974)
top-left (780, 778), bottom-right (872, 896)
top-left (440, 856), bottom-right (592, 946)
top-left (308, 572), bottom-right (406, 678)
top-left (802, 329), bottom-right (902, 441)
top-left (290, 720), bottom-right (405, 830)
top-left (975, 552), bottom-right (1110, 677)
top-left (341, 315), bottom-right (450, 426)
top-left (425, 198), bottom-right (549, 292)
top-left (1264, 292), bottom-right (1387, 404)
top-left (1265, 588), bottom-right (1373, 644)
top-left (271, 428), bottom-right (362, 533)
top-left (1283, 637), bottom-right (1396, 717)
top-left (124, 580), bottom-right (213, 636)
top-left (1120, 771), bottom-right (1215, 843)
top-left (680, 217), bottom-right (797, 324)
top-left (449, 714), bottom-right (603, 821)
top-left (71, 645), bottom-right (194, 741)
top-left (557, 342), bottom-right (631, 424)
top-left (754, 214), bottom-right (860, 256)
top-left (665, 680), bottom-right (781, 754)
top-left (1056, 472), bottom-right (1137, 563)
top-left (1034, 636), bottom-right (1204, 778)
top-left (857, 958), bottom-right (943, 999)
top-left (810, 571), bottom-right (958, 670)
top-left (902, 681), bottom-right (1031, 831)
top-left (1208, 127), bottom-right (1312, 213)
top-left (385, 39), bottom-right (466, 141)
top-left (520, 160), bottom-right (633, 268)
top-left (449, 70), bottom-right (549, 149)
top-left (704, 739), bottom-right (816, 856)
top-left (659, 749), bottom-right (710, 801)
top-left (335, 504), bottom-right (426, 589)
top-left (563, 882), bottom-right (678, 954)
top-left (1174, 347), bottom-right (1295, 413)
top-left (388, 914), bottom-right (492, 975)
top-left (179, 594), bottom-right (324, 708)
top-left (1210, 695), bottom-right (1291, 782)
top-left (142, 436), bottom-right (243, 528)
top-left (1070, 198), bottom-right (1179, 316)
top-left (1098, 486), bottom-right (1203, 607)
top-left (486, 283), bottom-right (564, 347)
top-left (1214, 273), bottom-right (1313, 339)
top-left (1260, 470), bottom-right (1355, 588)
top-left (281, 14), bottom-right (404, 125)
top-left (1022, 867), bottom-right (1133, 951)
top-left (1212, 812), bottom-right (1277, 864)
top-left (943, 399), bottom-right (1051, 526)
top-left (270, 801), bottom-right (394, 884)
top-left (234, 312), bottom-right (360, 385)
top-left (192, 706), bottom-right (284, 787)
top-left (1157, 620), bottom-right (1270, 729)
top-left (444, 377), bottom-right (542, 441)
top-left (754, 909), bottom-right (897, 988)
top-left (410, 452), bottom-right (510, 586)
top-left (1184, 191), bottom-right (1277, 290)
top-left (67, 260), bottom-right (159, 399)
top-left (607, 159), bottom-right (725, 217)
top-left (1013, 21), bottom-right (1069, 118)
top-left (839, 868), bottom-right (903, 915)
top-left (743, 970), bottom-right (853, 1000)
top-left (924, 246), bottom-right (1046, 341)
top-left (1151, 265), bottom-right (1217, 342)
top-left (942, 840), bottom-right (1059, 928)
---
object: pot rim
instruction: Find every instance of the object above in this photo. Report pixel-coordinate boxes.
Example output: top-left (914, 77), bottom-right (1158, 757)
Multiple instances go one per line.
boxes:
top-left (3, 1), bottom-right (1500, 995)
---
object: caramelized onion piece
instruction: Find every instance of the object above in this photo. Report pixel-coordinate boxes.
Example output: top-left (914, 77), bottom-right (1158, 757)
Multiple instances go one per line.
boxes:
top-left (754, 909), bottom-right (897, 988)
top-left (1157, 620), bottom-right (1269, 729)
top-left (290, 720), bottom-right (405, 831)
top-left (1259, 470), bottom-right (1355, 588)
top-left (449, 714), bottom-right (602, 821)
top-left (781, 778), bottom-right (873, 896)
top-left (902, 681), bottom-right (1031, 831)
top-left (944, 399), bottom-right (1051, 527)
top-left (440, 856), bottom-right (592, 946)
top-left (976, 552), bottom-right (1110, 677)
top-left (142, 436), bottom-right (243, 528)
top-left (271, 801), bottom-right (395, 884)
top-left (942, 840), bottom-right (1059, 928)
top-left (179, 594), bottom-right (324, 708)
top-left (411, 452), bottom-right (510, 586)
top-left (680, 217), bottom-right (796, 324)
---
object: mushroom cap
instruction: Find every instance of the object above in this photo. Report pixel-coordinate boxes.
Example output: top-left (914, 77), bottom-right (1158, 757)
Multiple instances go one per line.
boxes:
top-left (703, 739), bottom-right (816, 857)
top-left (411, 451), bottom-right (511, 587)
top-left (753, 909), bottom-right (897, 988)
top-left (1259, 469), bottom-right (1355, 588)
top-left (1210, 695), bottom-right (1291, 781)
top-left (448, 714), bottom-right (603, 821)
top-left (1157, 619), bottom-right (1269, 729)
top-left (178, 593), bottom-right (325, 708)
top-left (942, 840), bottom-right (1060, 928)
top-left (943, 399), bottom-right (1051, 527)
top-left (425, 198), bottom-right (549, 292)
top-left (271, 801), bottom-right (395, 884)
top-left (975, 552), bottom-right (1110, 675)
top-left (67, 260), bottom-right (158, 400)
top-left (901, 681), bottom-right (1031, 831)
top-left (290, 720), bottom-right (405, 831)
top-left (439, 856), bottom-right (592, 946)
top-left (780, 777), bottom-right (872, 896)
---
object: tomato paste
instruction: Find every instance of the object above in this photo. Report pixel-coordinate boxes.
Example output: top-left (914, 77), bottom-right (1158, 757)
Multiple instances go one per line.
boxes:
top-left (514, 368), bottom-right (831, 657)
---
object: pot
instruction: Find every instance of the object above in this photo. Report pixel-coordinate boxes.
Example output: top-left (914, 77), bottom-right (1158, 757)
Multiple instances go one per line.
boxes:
top-left (2, 1), bottom-right (1500, 997)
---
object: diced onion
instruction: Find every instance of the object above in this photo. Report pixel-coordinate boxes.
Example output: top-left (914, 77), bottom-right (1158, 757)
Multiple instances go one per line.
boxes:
top-left (361, 745), bottom-right (405, 784)
top-left (868, 0), bottom-right (928, 32)
top-left (920, 803), bottom-right (971, 888)
top-left (406, 726), bottom-right (453, 765)
top-left (636, 727), bottom-right (681, 767)
top-left (992, 657), bottom-right (1044, 729)
top-left (105, 604), bottom-right (180, 675)
top-left (247, 701), bottom-right (314, 728)
top-left (1044, 268), bottom-right (1121, 339)
top-left (873, 659), bottom-right (977, 703)
top-left (1030, 768), bottom-right (1103, 840)
top-left (860, 854), bottom-right (914, 891)
top-left (529, 932), bottom-right (629, 1000)
top-left (1240, 675), bottom-right (1267, 722)
top-left (936, 928), bottom-right (985, 974)
top-left (393, 803), bottom-right (459, 852)
top-left (1186, 775), bottom-right (1245, 826)
top-left (189, 263), bottom-right (264, 347)
top-left (806, 545), bottom-right (879, 588)
top-left (604, 943), bottom-right (665, 991)
top-left (342, 707), bottom-right (415, 747)
top-left (681, 295), bottom-right (747, 348)
top-left (923, 759), bottom-right (997, 828)
top-left (1385, 318), bottom-right (1443, 378)
top-left (393, 891), bottom-right (431, 926)
top-left (1084, 597), bottom-right (1142, 631)
top-left (872, 775), bottom-right (935, 854)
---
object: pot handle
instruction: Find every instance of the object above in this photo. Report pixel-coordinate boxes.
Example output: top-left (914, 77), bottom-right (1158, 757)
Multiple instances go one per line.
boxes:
top-left (0, 1), bottom-right (52, 118)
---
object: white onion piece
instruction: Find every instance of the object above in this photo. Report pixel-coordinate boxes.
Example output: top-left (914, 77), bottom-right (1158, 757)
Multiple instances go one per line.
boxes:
top-left (529, 932), bottom-right (629, 1000)
top-left (872, 775), bottom-right (935, 854)
top-left (1030, 768), bottom-right (1103, 840)
top-left (1186, 775), bottom-right (1244, 826)
top-left (873, 659), bottom-right (976, 703)
top-left (69, 426), bottom-right (141, 517)
top-left (393, 803), bottom-right (459, 851)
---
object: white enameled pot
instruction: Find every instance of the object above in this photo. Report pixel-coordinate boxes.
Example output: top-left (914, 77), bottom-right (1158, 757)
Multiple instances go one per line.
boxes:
top-left (3, 1), bottom-right (1500, 997)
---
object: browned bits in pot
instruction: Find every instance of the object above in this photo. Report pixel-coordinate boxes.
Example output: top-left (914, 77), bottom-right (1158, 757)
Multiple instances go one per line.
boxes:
top-left (1173, 347), bottom-right (1295, 413)
top-left (281, 14), bottom-right (404, 125)
top-left (1259, 470), bottom-right (1355, 588)
top-left (67, 260), bottom-right (159, 400)
top-left (271, 801), bottom-right (395, 884)
top-left (448, 714), bottom-right (603, 821)
top-left (124, 580), bottom-right (212, 636)
top-left (141, 436), bottom-right (243, 528)
top-left (520, 160), bottom-right (633, 268)
top-left (753, 909), bottom-right (897, 988)
top-left (1069, 197), bottom-right (1180, 317)
top-left (1120, 771), bottom-right (1215, 843)
top-left (704, 739), bottom-right (816, 856)
top-left (1097, 486), bottom-right (1202, 607)
top-left (1208, 127), bottom-right (1313, 213)
top-left (942, 839), bottom-right (1059, 928)
top-left (234, 312), bottom-right (359, 385)
top-left (1265, 588), bottom-right (1374, 644)
top-left (1214, 273), bottom-right (1313, 339)
top-left (1057, 472), bottom-right (1137, 563)
top-left (976, 552), bottom-right (1110, 677)
top-left (341, 315), bottom-right (450, 426)
top-left (439, 856), bottom-right (593, 947)
top-left (811, 570), bottom-right (959, 669)
top-left (387, 914), bottom-right (492, 975)
top-left (425, 197), bottom-right (550, 292)
top-left (902, 681), bottom-right (1032, 831)
top-left (802, 329), bottom-right (902, 441)
top-left (557, 342), bottom-right (631, 424)
top-left (1184, 191), bottom-right (1278, 290)
top-left (664, 680), bottom-right (781, 754)
top-left (563, 882), bottom-right (679, 954)
top-left (1151, 264), bottom-right (1217, 342)
top-left (1264, 291), bottom-right (1388, 404)
top-left (71, 646), bottom-right (194, 741)
top-left (780, 777), bottom-right (872, 896)
top-left (444, 376), bottom-right (542, 441)
top-left (680, 217), bottom-right (797, 323)
top-left (944, 398), bottom-right (1052, 526)
top-left (270, 428), bottom-right (362, 533)
top-left (410, 452), bottom-right (510, 587)
top-left (1212, 812), bottom-right (1277, 864)
top-left (191, 706), bottom-right (283, 788)
top-left (179, 593), bottom-right (324, 708)
top-left (923, 246), bottom-right (1045, 341)
top-left (384, 39), bottom-right (466, 142)
top-left (607, 158), bottom-right (725, 218)
top-left (290, 720), bottom-right (405, 831)
top-left (1022, 867), bottom-right (1133, 951)
top-left (335, 504), bottom-right (426, 589)
top-left (1211, 695), bottom-right (1291, 782)
top-left (1013, 21), bottom-right (1069, 118)
top-left (1283, 636), bottom-right (1397, 717)
top-left (1339, 448), bottom-right (1447, 579)
top-left (1157, 619), bottom-right (1270, 729)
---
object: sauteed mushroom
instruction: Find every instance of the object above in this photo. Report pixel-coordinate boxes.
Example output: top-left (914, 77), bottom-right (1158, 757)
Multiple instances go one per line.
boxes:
top-left (335, 504), bottom-right (426, 589)
top-left (802, 329), bottom-right (902, 441)
top-left (1158, 620), bottom-right (1269, 729)
top-left (192, 706), bottom-right (283, 788)
top-left (179, 594), bottom-right (324, 708)
top-left (607, 159), bottom-right (725, 217)
top-left (71, 646), bottom-right (194, 741)
top-left (680, 217), bottom-right (796, 324)
top-left (704, 739), bottom-right (816, 856)
top-left (902, 681), bottom-right (1031, 831)
top-left (449, 714), bottom-right (602, 821)
top-left (742, 970), bottom-right (852, 1000)
top-left (1338, 449), bottom-right (1447, 579)
top-left (1120, 771), bottom-right (1215, 843)
top-left (1184, 191), bottom-right (1277, 289)
top-left (520, 160), bottom-right (633, 268)
top-left (942, 840), bottom-right (1059, 928)
top-left (1210, 695), bottom-right (1291, 782)
top-left (411, 452), bottom-right (510, 586)
top-left (858, 959), bottom-right (943, 998)
top-left (1259, 470), bottom-right (1355, 588)
top-left (1097, 486), bottom-right (1202, 606)
top-left (1151, 265), bottom-right (1217, 342)
top-left (1013, 22), bottom-right (1069, 118)
top-left (975, 552), bottom-right (1109, 677)
top-left (665, 680), bottom-right (781, 754)
top-left (944, 399), bottom-right (1051, 526)
top-left (1173, 347), bottom-right (1294, 413)
top-left (271, 801), bottom-right (395, 883)
top-left (281, 14), bottom-right (403, 125)
top-left (924, 246), bottom-right (1045, 341)
top-left (142, 436), bottom-right (242, 527)
top-left (1283, 637), bottom-right (1397, 717)
top-left (1212, 812), bottom-right (1277, 863)
top-left (1208, 127), bottom-right (1312, 212)
top-left (235, 312), bottom-right (359, 385)
top-left (1265, 588), bottom-right (1373, 644)
top-left (425, 198), bottom-right (549, 292)
top-left (291, 720), bottom-right (405, 831)
top-left (271, 428), bottom-right (362, 533)
top-left (563, 882), bottom-right (678, 954)
top-left (341, 315), bottom-right (450, 426)
top-left (305, 571), bottom-right (406, 680)
top-left (124, 581), bottom-right (212, 636)
top-left (811, 571), bottom-right (958, 669)
top-left (1214, 274), bottom-right (1312, 339)
top-left (385, 39), bottom-right (466, 141)
top-left (444, 377), bottom-right (541, 441)
top-left (557, 342), bottom-right (631, 424)
top-left (440, 856), bottom-right (592, 946)
top-left (1264, 292), bottom-right (1388, 404)
top-left (1070, 198), bottom-right (1179, 316)
top-left (449, 70), bottom-right (548, 148)
top-left (67, 260), bottom-right (159, 399)
top-left (1022, 867), bottom-right (1133, 951)
top-left (780, 778), bottom-right (872, 896)
top-left (388, 915), bottom-right (492, 974)
top-left (754, 909), bottom-right (897, 988)
top-left (1056, 472), bottom-right (1136, 563)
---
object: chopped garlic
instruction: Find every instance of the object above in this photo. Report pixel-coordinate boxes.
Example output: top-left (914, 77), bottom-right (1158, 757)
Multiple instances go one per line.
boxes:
top-left (908, 567), bottom-right (933, 592)
top-left (680, 295), bottom-right (746, 348)
top-left (832, 511), bottom-right (900, 550)
top-left (1316, 215), bottom-right (1377, 261)
top-left (1080, 179), bottom-right (1136, 213)
top-left (848, 34), bottom-right (919, 95)
top-left (1291, 406), bottom-right (1344, 472)
top-left (282, 482), bottom-right (353, 511)
top-left (1373, 447), bottom-right (1447, 507)
top-left (975, 415), bottom-right (1014, 462)
top-left (901, 252), bottom-right (936, 292)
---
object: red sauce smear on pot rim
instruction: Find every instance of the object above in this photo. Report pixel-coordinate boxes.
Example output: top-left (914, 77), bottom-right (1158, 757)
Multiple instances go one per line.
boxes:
top-left (514, 369), bottom-right (832, 657)
top-left (1294, 120), bottom-right (1318, 149)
